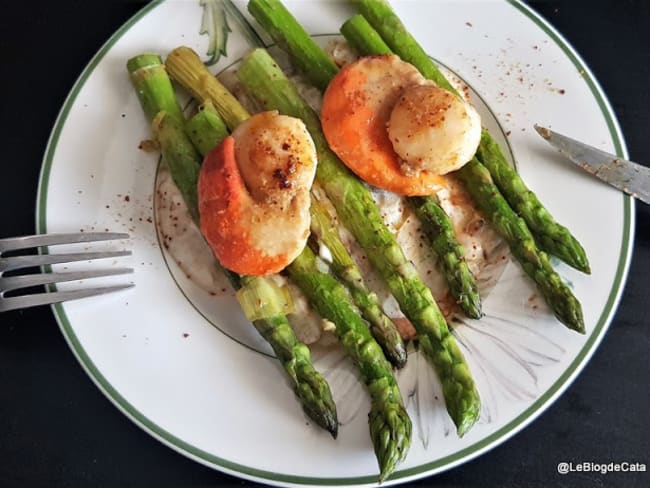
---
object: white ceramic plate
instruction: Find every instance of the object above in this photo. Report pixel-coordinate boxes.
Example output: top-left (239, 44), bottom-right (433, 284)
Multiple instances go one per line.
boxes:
top-left (36, 0), bottom-right (633, 486)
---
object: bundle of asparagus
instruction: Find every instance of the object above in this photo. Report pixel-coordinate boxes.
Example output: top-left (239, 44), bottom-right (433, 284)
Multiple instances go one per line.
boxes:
top-left (230, 47), bottom-right (481, 434)
top-left (169, 46), bottom-right (407, 369)
top-left (165, 43), bottom-right (481, 440)
top-left (131, 51), bottom-right (412, 479)
top-left (125, 0), bottom-right (591, 480)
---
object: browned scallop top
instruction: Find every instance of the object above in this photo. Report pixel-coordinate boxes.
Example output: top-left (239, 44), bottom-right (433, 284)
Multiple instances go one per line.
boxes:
top-left (393, 86), bottom-right (456, 131)
top-left (233, 111), bottom-right (315, 204)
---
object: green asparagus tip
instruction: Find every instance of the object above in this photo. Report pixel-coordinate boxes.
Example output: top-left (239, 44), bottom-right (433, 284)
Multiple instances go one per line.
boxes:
top-left (462, 294), bottom-right (483, 321)
top-left (370, 404), bottom-right (411, 482)
top-left (126, 53), bottom-right (163, 74)
top-left (566, 312), bottom-right (586, 335)
top-left (564, 231), bottom-right (591, 275)
top-left (328, 420), bottom-right (339, 439)
top-left (553, 290), bottom-right (585, 333)
top-left (387, 345), bottom-right (408, 370)
top-left (308, 406), bottom-right (338, 438)
top-left (455, 401), bottom-right (480, 437)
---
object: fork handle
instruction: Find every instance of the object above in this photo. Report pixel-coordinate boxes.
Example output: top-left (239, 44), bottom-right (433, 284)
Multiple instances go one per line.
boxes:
top-left (0, 232), bottom-right (129, 254)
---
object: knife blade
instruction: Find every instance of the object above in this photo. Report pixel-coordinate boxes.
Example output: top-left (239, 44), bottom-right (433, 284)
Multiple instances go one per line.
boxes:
top-left (534, 124), bottom-right (650, 204)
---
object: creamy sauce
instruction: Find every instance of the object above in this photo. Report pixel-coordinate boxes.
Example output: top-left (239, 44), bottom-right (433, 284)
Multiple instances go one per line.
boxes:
top-left (155, 164), bottom-right (232, 296)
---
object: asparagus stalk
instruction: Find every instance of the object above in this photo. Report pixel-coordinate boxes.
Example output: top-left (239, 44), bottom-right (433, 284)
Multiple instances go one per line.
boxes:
top-left (244, 0), bottom-right (481, 432)
top-left (180, 73), bottom-right (411, 479)
top-left (356, 0), bottom-right (590, 274)
top-left (351, 0), bottom-right (585, 332)
top-left (127, 54), bottom-right (187, 123)
top-left (127, 55), bottom-right (201, 221)
top-left (288, 247), bottom-right (411, 481)
top-left (410, 196), bottom-right (482, 319)
top-left (167, 46), bottom-right (407, 369)
top-left (475, 131), bottom-right (590, 273)
top-left (454, 161), bottom-right (585, 331)
top-left (236, 47), bottom-right (480, 436)
top-left (127, 54), bottom-right (338, 436)
top-left (184, 101), bottom-right (229, 156)
top-left (310, 187), bottom-right (407, 368)
top-left (166, 48), bottom-right (248, 130)
top-left (354, 0), bottom-right (456, 92)
top-left (340, 14), bottom-right (392, 56)
top-left (247, 0), bottom-right (338, 91)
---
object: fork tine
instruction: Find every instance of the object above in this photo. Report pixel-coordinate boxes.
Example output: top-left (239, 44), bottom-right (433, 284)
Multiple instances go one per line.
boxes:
top-left (0, 250), bottom-right (132, 272)
top-left (1, 268), bottom-right (133, 293)
top-left (0, 232), bottom-right (130, 254)
top-left (0, 284), bottom-right (135, 312)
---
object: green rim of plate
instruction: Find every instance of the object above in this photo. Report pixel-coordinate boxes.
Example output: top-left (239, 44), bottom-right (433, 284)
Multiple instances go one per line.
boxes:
top-left (35, 0), bottom-right (634, 485)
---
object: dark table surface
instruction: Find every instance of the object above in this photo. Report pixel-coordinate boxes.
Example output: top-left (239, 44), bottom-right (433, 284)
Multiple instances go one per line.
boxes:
top-left (1, 1), bottom-right (648, 487)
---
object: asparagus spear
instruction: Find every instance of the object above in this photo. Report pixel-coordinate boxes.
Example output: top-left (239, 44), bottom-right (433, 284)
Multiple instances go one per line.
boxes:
top-left (455, 161), bottom-right (585, 332)
top-left (345, 4), bottom-right (584, 332)
top-left (167, 46), bottom-right (407, 369)
top-left (410, 196), bottom-right (482, 319)
top-left (180, 76), bottom-right (412, 479)
top-left (310, 187), bottom-right (407, 368)
top-left (235, 47), bottom-right (480, 436)
top-left (127, 54), bottom-right (338, 436)
top-left (356, 0), bottom-right (590, 274)
top-left (127, 54), bottom-right (202, 221)
top-left (288, 246), bottom-right (411, 481)
top-left (340, 14), bottom-right (392, 57)
top-left (247, 0), bottom-right (337, 91)
top-left (244, 0), bottom-right (480, 433)
top-left (184, 101), bottom-right (229, 156)
top-left (475, 130), bottom-right (590, 273)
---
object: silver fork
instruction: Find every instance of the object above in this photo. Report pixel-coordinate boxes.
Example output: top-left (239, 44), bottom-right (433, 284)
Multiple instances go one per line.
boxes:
top-left (0, 232), bottom-right (134, 312)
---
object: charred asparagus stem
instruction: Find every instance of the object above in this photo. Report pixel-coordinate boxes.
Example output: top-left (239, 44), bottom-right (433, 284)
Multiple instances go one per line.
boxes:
top-left (350, 0), bottom-right (585, 332)
top-left (127, 54), bottom-right (339, 436)
top-left (177, 70), bottom-right (412, 480)
top-left (356, 0), bottom-right (590, 274)
top-left (244, 0), bottom-right (481, 434)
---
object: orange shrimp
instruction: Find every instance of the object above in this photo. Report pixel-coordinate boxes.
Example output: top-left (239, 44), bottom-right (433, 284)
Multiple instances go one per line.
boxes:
top-left (321, 55), bottom-right (481, 195)
top-left (198, 111), bottom-right (317, 276)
